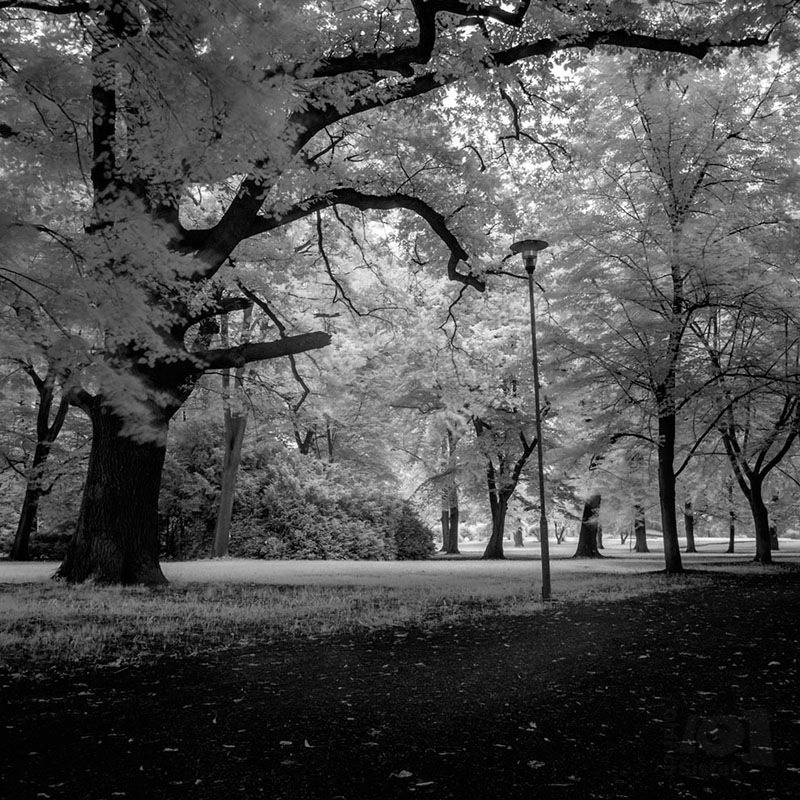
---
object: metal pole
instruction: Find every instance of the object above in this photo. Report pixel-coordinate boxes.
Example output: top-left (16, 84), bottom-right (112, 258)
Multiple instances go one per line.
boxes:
top-left (526, 265), bottom-right (551, 601)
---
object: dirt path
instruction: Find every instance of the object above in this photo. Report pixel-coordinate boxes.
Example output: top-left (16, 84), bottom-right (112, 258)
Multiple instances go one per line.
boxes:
top-left (3, 569), bottom-right (800, 799)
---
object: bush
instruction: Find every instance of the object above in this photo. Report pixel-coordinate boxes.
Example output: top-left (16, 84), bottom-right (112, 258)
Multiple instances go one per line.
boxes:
top-left (159, 426), bottom-right (435, 560)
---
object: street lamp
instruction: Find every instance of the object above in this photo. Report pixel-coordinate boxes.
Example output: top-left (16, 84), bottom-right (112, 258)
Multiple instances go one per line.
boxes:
top-left (510, 238), bottom-right (552, 601)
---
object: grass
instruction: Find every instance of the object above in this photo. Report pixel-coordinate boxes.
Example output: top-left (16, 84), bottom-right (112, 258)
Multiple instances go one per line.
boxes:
top-left (0, 570), bottom-right (703, 677)
top-left (2, 539), bottom-right (798, 678)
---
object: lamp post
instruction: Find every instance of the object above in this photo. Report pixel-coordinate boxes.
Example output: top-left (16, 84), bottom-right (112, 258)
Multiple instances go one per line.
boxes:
top-left (510, 238), bottom-right (551, 601)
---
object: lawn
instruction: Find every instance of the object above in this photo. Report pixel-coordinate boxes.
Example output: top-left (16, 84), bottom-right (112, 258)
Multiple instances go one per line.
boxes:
top-left (2, 541), bottom-right (799, 800)
top-left (1, 537), bottom-right (798, 677)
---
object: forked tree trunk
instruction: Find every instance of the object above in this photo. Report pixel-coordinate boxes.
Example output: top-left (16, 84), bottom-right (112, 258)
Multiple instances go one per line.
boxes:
top-left (684, 499), bottom-right (696, 553)
top-left (56, 401), bottom-right (168, 585)
top-left (573, 493), bottom-right (602, 558)
top-left (633, 504), bottom-right (649, 553)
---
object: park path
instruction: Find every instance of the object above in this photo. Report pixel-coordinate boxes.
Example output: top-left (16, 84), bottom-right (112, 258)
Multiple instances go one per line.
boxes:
top-left (2, 570), bottom-right (800, 799)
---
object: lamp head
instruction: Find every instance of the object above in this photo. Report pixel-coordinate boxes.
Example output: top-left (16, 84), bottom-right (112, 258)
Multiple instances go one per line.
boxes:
top-left (510, 239), bottom-right (549, 273)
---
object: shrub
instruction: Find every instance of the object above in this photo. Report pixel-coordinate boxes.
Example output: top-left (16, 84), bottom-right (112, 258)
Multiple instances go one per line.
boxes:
top-left (159, 427), bottom-right (436, 560)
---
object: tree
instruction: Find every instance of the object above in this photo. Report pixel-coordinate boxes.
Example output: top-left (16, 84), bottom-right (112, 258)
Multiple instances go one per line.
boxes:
top-left (546, 48), bottom-right (800, 572)
top-left (574, 491), bottom-right (603, 558)
top-left (9, 361), bottom-right (70, 559)
top-left (211, 305), bottom-right (252, 559)
top-left (633, 503), bottom-right (650, 553)
top-left (684, 499), bottom-right (697, 554)
top-left (1, 1), bottom-right (788, 583)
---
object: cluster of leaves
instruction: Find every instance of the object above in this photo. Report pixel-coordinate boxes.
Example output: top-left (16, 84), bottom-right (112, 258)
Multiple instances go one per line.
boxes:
top-left (158, 420), bottom-right (435, 561)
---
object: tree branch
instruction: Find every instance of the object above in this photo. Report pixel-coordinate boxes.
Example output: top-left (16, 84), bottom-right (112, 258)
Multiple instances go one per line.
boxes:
top-left (0, 1), bottom-right (92, 12)
top-left (196, 331), bottom-right (332, 371)
top-left (243, 188), bottom-right (484, 292)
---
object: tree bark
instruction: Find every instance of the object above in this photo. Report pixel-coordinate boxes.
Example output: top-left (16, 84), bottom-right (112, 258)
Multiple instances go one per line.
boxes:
top-left (9, 368), bottom-right (70, 561)
top-left (684, 499), bottom-right (697, 553)
top-left (747, 475), bottom-right (772, 564)
top-left (657, 412), bottom-right (683, 573)
top-left (10, 443), bottom-right (49, 560)
top-left (727, 510), bottom-right (736, 553)
top-left (513, 526), bottom-right (524, 547)
top-left (633, 504), bottom-right (649, 553)
top-left (482, 490), bottom-right (509, 559)
top-left (770, 524), bottom-right (779, 551)
top-left (439, 431), bottom-right (460, 554)
top-left (56, 400), bottom-right (169, 585)
top-left (726, 482), bottom-right (736, 553)
top-left (212, 308), bottom-right (251, 558)
top-left (573, 493), bottom-right (602, 558)
top-left (211, 411), bottom-right (247, 558)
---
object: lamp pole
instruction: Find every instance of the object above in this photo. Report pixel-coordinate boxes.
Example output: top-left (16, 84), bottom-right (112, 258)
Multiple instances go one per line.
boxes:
top-left (510, 238), bottom-right (551, 601)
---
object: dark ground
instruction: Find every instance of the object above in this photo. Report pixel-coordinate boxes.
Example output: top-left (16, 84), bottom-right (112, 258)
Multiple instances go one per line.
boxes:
top-left (2, 568), bottom-right (800, 800)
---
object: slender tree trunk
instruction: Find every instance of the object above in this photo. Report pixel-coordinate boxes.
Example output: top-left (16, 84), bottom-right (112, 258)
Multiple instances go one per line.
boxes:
top-left (440, 498), bottom-right (460, 553)
top-left (9, 368), bottom-right (70, 561)
top-left (445, 500), bottom-right (460, 553)
top-left (748, 476), bottom-right (772, 564)
top-left (657, 413), bottom-right (683, 573)
top-left (727, 480), bottom-right (736, 553)
top-left (482, 492), bottom-right (508, 559)
top-left (56, 401), bottom-right (168, 585)
top-left (513, 526), bottom-right (524, 547)
top-left (212, 307), bottom-right (251, 558)
top-left (439, 431), bottom-right (460, 554)
top-left (727, 512), bottom-right (736, 553)
top-left (684, 499), bottom-right (696, 553)
top-left (9, 443), bottom-right (50, 560)
top-left (633, 504), bottom-right (649, 553)
top-left (770, 524), bottom-right (779, 551)
top-left (573, 493), bottom-right (602, 558)
top-left (212, 410), bottom-right (247, 558)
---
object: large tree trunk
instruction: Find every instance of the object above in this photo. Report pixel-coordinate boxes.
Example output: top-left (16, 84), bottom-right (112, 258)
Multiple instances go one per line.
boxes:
top-left (657, 413), bottom-right (683, 573)
top-left (633, 504), bottom-right (649, 553)
top-left (573, 493), bottom-right (602, 558)
top-left (684, 499), bottom-right (697, 553)
top-left (56, 401), bottom-right (168, 585)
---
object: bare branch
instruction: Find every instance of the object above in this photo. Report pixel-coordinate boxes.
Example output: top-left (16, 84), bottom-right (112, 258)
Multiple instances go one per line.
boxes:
top-left (197, 331), bottom-right (332, 371)
top-left (249, 188), bottom-right (484, 292)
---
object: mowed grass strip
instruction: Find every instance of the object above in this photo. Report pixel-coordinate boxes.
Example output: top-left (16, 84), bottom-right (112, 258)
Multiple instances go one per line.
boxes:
top-left (0, 569), bottom-right (710, 676)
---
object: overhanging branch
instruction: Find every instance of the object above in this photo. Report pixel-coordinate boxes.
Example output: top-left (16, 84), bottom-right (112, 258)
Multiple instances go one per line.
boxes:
top-left (245, 188), bottom-right (484, 292)
top-left (197, 331), bottom-right (332, 370)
